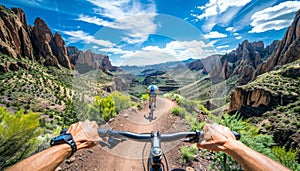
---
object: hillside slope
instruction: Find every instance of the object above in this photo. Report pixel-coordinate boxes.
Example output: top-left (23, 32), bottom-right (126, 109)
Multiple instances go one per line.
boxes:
top-left (229, 60), bottom-right (300, 150)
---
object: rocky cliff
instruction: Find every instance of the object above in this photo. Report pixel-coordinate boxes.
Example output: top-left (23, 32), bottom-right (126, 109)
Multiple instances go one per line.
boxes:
top-left (229, 10), bottom-right (300, 115)
top-left (67, 46), bottom-right (115, 73)
top-left (0, 5), bottom-right (113, 72)
top-left (229, 62), bottom-right (300, 150)
top-left (0, 5), bottom-right (34, 60)
top-left (228, 10), bottom-right (300, 150)
top-left (256, 10), bottom-right (300, 75)
top-left (210, 40), bottom-right (278, 84)
top-left (187, 54), bottom-right (220, 74)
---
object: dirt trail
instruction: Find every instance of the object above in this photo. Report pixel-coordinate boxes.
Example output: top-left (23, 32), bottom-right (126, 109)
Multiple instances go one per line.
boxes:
top-left (60, 97), bottom-right (191, 171)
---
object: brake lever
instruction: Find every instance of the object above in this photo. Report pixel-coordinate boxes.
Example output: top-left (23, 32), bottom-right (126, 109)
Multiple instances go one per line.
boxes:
top-left (99, 134), bottom-right (127, 149)
top-left (183, 137), bottom-right (199, 143)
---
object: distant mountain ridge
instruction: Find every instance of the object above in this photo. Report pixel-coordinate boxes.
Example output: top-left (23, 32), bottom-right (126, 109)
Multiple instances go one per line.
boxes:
top-left (0, 5), bottom-right (113, 72)
top-left (119, 58), bottom-right (196, 75)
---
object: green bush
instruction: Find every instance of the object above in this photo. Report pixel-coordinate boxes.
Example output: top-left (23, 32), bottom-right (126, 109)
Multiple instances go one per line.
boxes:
top-left (110, 91), bottom-right (131, 113)
top-left (141, 93), bottom-right (149, 101)
top-left (272, 146), bottom-right (300, 170)
top-left (87, 104), bottom-right (102, 123)
top-left (180, 145), bottom-right (198, 164)
top-left (210, 113), bottom-right (299, 170)
top-left (171, 107), bottom-right (186, 118)
top-left (94, 96), bottom-right (116, 122)
top-left (185, 115), bottom-right (205, 131)
top-left (0, 107), bottom-right (41, 169)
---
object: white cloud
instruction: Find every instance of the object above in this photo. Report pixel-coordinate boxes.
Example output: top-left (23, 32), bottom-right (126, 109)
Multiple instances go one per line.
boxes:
top-left (216, 45), bottom-right (229, 49)
top-left (192, 0), bottom-right (251, 32)
top-left (62, 30), bottom-right (115, 47)
top-left (105, 40), bottom-right (217, 66)
top-left (204, 31), bottom-right (228, 39)
top-left (78, 14), bottom-right (112, 27)
top-left (225, 27), bottom-right (234, 32)
top-left (249, 1), bottom-right (300, 33)
top-left (236, 36), bottom-right (243, 40)
top-left (79, 0), bottom-right (157, 44)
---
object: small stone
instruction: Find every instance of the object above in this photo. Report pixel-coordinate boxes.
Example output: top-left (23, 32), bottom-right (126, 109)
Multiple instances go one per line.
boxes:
top-left (66, 157), bottom-right (76, 164)
top-left (108, 118), bottom-right (114, 122)
top-left (123, 113), bottom-right (128, 118)
top-left (186, 167), bottom-right (194, 171)
top-left (120, 124), bottom-right (123, 127)
top-left (87, 149), bottom-right (94, 153)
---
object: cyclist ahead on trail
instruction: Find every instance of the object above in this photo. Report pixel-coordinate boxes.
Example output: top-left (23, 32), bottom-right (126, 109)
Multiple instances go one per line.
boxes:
top-left (146, 82), bottom-right (160, 108)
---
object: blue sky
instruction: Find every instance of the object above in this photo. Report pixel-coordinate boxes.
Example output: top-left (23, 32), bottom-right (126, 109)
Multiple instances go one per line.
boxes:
top-left (2, 0), bottom-right (300, 66)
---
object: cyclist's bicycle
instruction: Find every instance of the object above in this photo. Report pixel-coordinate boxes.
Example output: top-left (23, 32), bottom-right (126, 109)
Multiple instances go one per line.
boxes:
top-left (98, 128), bottom-right (240, 171)
top-left (145, 93), bottom-right (157, 121)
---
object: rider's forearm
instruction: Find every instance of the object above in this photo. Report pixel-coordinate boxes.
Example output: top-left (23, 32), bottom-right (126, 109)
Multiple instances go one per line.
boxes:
top-left (6, 144), bottom-right (71, 171)
top-left (224, 140), bottom-right (290, 171)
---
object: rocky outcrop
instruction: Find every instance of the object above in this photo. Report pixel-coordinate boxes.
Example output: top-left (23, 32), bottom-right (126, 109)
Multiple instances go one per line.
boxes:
top-left (256, 10), bottom-right (300, 75)
top-left (0, 5), bottom-right (34, 60)
top-left (229, 86), bottom-right (298, 117)
top-left (50, 32), bottom-right (72, 69)
top-left (187, 55), bottom-right (220, 74)
top-left (210, 40), bottom-right (278, 84)
top-left (229, 10), bottom-right (300, 115)
top-left (67, 46), bottom-right (114, 73)
top-left (0, 5), bottom-right (115, 72)
top-left (32, 17), bottom-right (60, 68)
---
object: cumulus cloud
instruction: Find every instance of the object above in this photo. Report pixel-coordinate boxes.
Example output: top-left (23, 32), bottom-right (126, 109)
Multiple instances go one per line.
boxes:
top-left (204, 31), bottom-right (228, 39)
top-left (79, 0), bottom-right (157, 44)
top-left (192, 0), bottom-right (251, 32)
top-left (249, 1), bottom-right (300, 33)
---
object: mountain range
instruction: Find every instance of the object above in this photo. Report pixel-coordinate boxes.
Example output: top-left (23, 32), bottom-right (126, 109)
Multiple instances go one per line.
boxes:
top-left (0, 4), bottom-right (299, 154)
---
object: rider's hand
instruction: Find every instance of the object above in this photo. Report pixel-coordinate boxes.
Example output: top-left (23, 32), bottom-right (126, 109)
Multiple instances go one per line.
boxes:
top-left (197, 123), bottom-right (236, 152)
top-left (66, 120), bottom-right (101, 150)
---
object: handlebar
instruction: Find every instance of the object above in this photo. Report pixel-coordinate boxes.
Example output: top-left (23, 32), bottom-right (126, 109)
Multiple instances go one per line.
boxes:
top-left (98, 129), bottom-right (240, 144)
top-left (98, 129), bottom-right (204, 142)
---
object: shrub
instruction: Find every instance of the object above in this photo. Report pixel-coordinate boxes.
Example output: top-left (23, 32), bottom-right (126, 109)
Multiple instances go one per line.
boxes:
top-left (180, 145), bottom-right (198, 164)
top-left (141, 94), bottom-right (149, 101)
top-left (0, 107), bottom-right (41, 169)
top-left (110, 92), bottom-right (131, 113)
top-left (87, 104), bottom-right (102, 123)
top-left (171, 107), bottom-right (186, 118)
top-left (272, 146), bottom-right (300, 170)
top-left (210, 113), bottom-right (277, 170)
top-left (185, 115), bottom-right (206, 131)
top-left (94, 96), bottom-right (116, 122)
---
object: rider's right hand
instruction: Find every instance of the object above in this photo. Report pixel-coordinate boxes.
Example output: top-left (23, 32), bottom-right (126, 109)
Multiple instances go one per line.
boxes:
top-left (67, 120), bottom-right (102, 150)
top-left (197, 123), bottom-right (236, 152)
